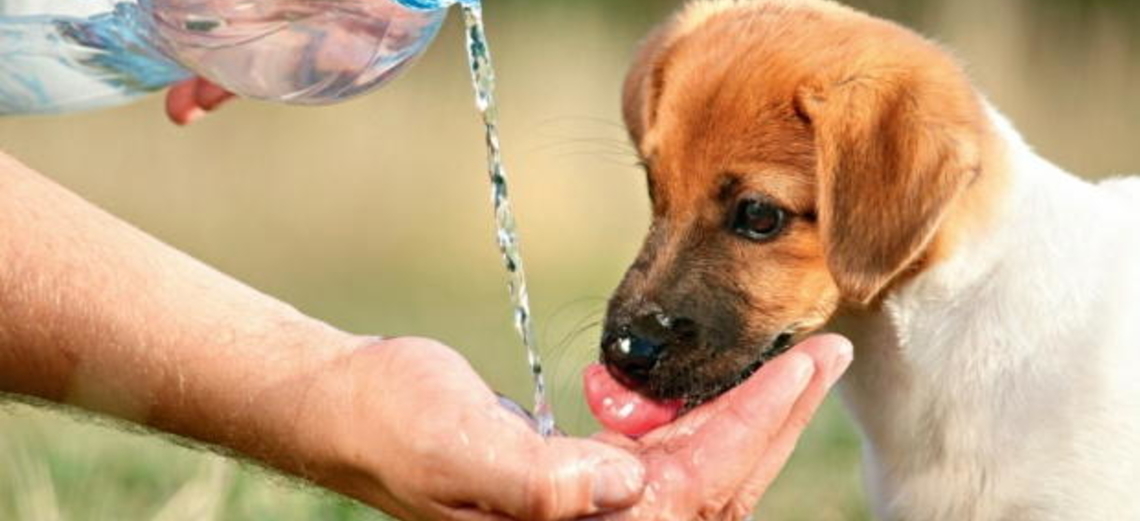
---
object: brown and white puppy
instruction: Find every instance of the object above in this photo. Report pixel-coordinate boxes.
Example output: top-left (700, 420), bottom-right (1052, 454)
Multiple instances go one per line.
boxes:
top-left (601, 0), bottom-right (1140, 519)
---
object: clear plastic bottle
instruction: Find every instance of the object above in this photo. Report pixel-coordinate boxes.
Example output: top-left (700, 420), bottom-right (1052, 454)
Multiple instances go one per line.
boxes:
top-left (0, 0), bottom-right (464, 114)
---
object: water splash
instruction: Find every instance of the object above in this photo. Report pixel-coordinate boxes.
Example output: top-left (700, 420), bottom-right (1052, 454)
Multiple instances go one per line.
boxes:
top-left (461, 3), bottom-right (555, 437)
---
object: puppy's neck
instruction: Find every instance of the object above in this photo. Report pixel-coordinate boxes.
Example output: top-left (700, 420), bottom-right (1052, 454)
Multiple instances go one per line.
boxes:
top-left (838, 103), bottom-right (1104, 372)
top-left (832, 104), bottom-right (1140, 520)
top-left (900, 104), bottom-right (1101, 300)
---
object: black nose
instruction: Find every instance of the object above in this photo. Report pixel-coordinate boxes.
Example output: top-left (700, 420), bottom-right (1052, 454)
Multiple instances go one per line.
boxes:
top-left (604, 313), bottom-right (696, 386)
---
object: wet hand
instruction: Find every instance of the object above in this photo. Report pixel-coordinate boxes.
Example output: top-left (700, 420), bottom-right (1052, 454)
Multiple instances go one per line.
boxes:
top-left (306, 337), bottom-right (646, 521)
top-left (165, 77), bottom-right (235, 125)
top-left (591, 335), bottom-right (853, 521)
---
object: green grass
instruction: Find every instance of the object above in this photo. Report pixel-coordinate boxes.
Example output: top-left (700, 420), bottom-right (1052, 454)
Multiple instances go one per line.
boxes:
top-left (0, 401), bottom-right (383, 520)
top-left (0, 394), bottom-right (867, 520)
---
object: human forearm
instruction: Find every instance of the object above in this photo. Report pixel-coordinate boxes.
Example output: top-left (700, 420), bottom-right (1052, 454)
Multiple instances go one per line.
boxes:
top-left (0, 150), bottom-right (356, 478)
top-left (0, 151), bottom-right (665, 521)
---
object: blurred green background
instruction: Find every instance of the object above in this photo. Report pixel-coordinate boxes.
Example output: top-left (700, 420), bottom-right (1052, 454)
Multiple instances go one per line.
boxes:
top-left (1, 0), bottom-right (1139, 519)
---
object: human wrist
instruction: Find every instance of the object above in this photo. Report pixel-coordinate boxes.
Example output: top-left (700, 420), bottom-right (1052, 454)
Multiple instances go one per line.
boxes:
top-left (280, 335), bottom-right (409, 510)
top-left (288, 335), bottom-right (496, 513)
top-left (143, 317), bottom-right (367, 479)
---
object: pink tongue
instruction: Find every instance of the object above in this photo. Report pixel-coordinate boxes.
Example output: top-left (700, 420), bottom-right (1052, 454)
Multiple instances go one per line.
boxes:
top-left (583, 363), bottom-right (684, 437)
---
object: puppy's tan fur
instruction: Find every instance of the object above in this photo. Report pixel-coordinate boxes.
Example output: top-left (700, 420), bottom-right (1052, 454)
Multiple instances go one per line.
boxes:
top-left (610, 1), bottom-right (1140, 519)
top-left (623, 0), bottom-right (1007, 310)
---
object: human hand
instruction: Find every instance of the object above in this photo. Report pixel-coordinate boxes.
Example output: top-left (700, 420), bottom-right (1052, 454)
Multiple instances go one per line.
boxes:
top-left (165, 77), bottom-right (235, 125)
top-left (591, 335), bottom-right (853, 520)
top-left (0, 151), bottom-right (647, 519)
top-left (302, 336), bottom-right (646, 521)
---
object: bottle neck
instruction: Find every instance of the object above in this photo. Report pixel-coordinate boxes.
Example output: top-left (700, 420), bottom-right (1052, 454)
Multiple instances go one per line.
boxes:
top-left (393, 0), bottom-right (475, 11)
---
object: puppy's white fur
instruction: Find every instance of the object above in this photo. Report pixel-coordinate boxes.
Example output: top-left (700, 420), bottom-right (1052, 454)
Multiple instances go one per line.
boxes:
top-left (659, 2), bottom-right (1140, 518)
top-left (838, 107), bottom-right (1140, 520)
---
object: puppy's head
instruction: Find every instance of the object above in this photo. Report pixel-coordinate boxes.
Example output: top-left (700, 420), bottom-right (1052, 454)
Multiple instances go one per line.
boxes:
top-left (602, 0), bottom-right (992, 404)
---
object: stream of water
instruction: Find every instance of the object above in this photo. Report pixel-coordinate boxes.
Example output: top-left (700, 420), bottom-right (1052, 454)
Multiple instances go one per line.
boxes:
top-left (461, 3), bottom-right (555, 437)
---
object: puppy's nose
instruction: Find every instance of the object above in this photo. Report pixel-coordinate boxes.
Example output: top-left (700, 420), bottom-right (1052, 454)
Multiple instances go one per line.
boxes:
top-left (604, 312), bottom-right (696, 386)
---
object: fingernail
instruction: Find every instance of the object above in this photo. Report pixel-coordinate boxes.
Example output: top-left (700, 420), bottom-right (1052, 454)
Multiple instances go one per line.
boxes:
top-left (827, 337), bottom-right (854, 386)
top-left (592, 457), bottom-right (644, 509)
top-left (182, 107), bottom-right (207, 125)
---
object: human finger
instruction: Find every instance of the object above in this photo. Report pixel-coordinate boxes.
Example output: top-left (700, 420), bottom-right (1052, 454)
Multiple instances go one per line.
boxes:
top-left (193, 78), bottom-right (235, 111)
top-left (671, 350), bottom-right (815, 493)
top-left (165, 78), bottom-right (235, 125)
top-left (458, 430), bottom-right (646, 521)
top-left (732, 334), bottom-right (853, 508)
top-left (165, 78), bottom-right (203, 125)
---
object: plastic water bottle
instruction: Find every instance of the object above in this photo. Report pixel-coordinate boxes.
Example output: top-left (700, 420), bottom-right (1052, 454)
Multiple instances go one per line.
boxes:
top-left (0, 0), bottom-right (467, 114)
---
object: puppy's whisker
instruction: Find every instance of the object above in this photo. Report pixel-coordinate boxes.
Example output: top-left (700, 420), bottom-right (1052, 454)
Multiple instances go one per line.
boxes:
top-left (529, 141), bottom-right (638, 159)
top-left (531, 137), bottom-right (631, 149)
top-left (540, 297), bottom-right (607, 338)
top-left (533, 115), bottom-right (629, 132)
top-left (541, 308), bottom-right (606, 436)
top-left (545, 319), bottom-right (603, 367)
top-left (529, 132), bottom-right (634, 148)
top-left (540, 301), bottom-right (606, 374)
top-left (547, 154), bottom-right (645, 169)
top-left (543, 149), bottom-right (640, 161)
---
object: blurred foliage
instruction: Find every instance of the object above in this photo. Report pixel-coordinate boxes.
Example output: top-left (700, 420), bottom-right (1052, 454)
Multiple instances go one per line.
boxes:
top-left (495, 0), bottom-right (1140, 26)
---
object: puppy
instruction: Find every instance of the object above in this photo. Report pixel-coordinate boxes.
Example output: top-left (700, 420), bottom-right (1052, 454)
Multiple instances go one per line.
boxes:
top-left (599, 0), bottom-right (1140, 519)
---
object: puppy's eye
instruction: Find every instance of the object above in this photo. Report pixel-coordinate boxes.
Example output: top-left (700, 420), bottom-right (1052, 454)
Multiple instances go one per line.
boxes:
top-left (730, 199), bottom-right (787, 242)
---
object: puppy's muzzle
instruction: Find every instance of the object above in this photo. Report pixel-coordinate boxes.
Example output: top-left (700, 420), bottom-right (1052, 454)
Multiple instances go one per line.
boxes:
top-left (602, 312), bottom-right (697, 388)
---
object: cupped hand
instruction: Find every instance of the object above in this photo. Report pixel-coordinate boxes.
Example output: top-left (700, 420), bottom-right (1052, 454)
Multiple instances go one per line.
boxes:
top-left (306, 337), bottom-right (647, 521)
top-left (165, 77), bottom-right (235, 125)
top-left (593, 335), bottom-right (853, 521)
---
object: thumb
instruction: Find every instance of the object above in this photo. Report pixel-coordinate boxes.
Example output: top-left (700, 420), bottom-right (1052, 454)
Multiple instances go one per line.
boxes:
top-left (475, 436), bottom-right (645, 521)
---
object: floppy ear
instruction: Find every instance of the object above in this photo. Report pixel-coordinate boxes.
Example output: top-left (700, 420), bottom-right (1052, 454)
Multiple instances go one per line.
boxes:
top-left (622, 23), bottom-right (677, 146)
top-left (798, 69), bottom-right (984, 305)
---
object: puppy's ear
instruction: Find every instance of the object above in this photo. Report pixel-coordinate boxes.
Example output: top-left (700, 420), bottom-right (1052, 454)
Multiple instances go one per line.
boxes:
top-left (798, 66), bottom-right (984, 305)
top-left (622, 24), bottom-right (676, 146)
